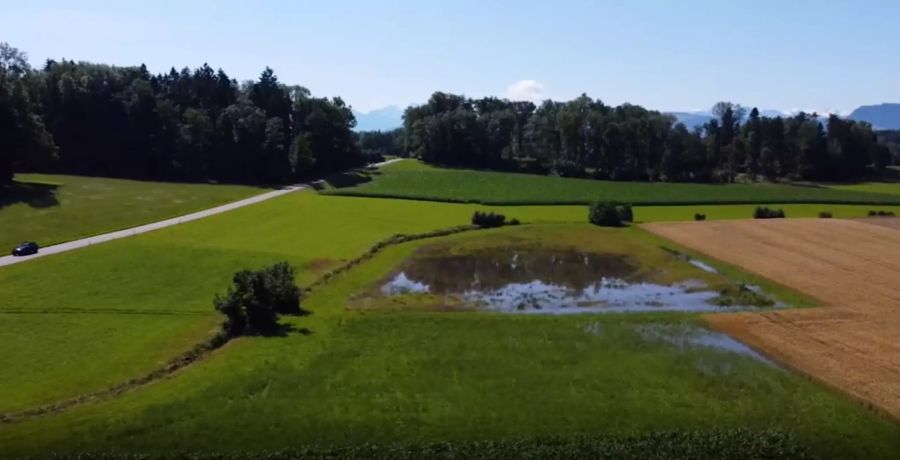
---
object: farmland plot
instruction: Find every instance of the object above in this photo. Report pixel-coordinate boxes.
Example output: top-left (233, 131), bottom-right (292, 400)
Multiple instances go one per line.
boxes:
top-left (643, 218), bottom-right (900, 420)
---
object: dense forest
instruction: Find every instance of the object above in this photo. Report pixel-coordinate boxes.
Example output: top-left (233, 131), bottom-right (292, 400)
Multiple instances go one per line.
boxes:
top-left (878, 130), bottom-right (900, 160)
top-left (398, 93), bottom-right (892, 182)
top-left (0, 43), bottom-right (364, 185)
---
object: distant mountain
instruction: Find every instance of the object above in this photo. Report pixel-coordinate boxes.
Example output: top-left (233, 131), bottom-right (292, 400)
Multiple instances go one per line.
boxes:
top-left (758, 109), bottom-right (788, 118)
top-left (848, 103), bottom-right (900, 130)
top-left (666, 108), bottom-right (841, 130)
top-left (666, 111), bottom-right (715, 130)
top-left (353, 106), bottom-right (403, 131)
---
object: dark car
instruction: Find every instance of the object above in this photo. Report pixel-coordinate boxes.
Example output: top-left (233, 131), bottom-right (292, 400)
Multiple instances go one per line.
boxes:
top-left (12, 241), bottom-right (39, 257)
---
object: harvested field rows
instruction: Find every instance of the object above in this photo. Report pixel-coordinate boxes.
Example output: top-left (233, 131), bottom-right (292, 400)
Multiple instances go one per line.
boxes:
top-left (643, 218), bottom-right (900, 421)
top-left (858, 217), bottom-right (900, 231)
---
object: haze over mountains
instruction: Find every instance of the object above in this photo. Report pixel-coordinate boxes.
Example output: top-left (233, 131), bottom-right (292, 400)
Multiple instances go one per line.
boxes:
top-left (354, 103), bottom-right (900, 132)
top-left (353, 106), bottom-right (404, 131)
top-left (848, 104), bottom-right (900, 130)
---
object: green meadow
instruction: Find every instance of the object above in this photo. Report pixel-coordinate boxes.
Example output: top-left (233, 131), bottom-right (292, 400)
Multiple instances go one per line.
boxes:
top-left (3, 162), bottom-right (900, 458)
top-left (0, 193), bottom-right (586, 414)
top-left (324, 159), bottom-right (900, 206)
top-left (1, 194), bottom-right (899, 458)
top-left (0, 174), bottom-right (264, 250)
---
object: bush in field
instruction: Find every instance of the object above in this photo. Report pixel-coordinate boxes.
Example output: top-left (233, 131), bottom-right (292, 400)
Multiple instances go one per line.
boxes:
top-left (818, 211), bottom-right (833, 218)
top-left (694, 213), bottom-right (706, 221)
top-left (472, 211), bottom-right (507, 228)
top-left (615, 202), bottom-right (634, 223)
top-left (589, 201), bottom-right (632, 227)
top-left (753, 206), bottom-right (785, 219)
top-left (214, 262), bottom-right (303, 336)
top-left (509, 218), bottom-right (521, 225)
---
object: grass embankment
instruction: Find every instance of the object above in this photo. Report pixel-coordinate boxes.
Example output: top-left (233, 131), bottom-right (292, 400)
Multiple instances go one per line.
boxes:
top-left (1, 223), bottom-right (898, 459)
top-left (324, 159), bottom-right (900, 206)
top-left (0, 174), bottom-right (265, 250)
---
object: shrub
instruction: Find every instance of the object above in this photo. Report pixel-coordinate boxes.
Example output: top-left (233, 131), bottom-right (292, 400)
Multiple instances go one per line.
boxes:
top-left (753, 206), bottom-right (785, 219)
top-left (214, 262), bottom-right (303, 336)
top-left (694, 213), bottom-right (706, 221)
top-left (508, 218), bottom-right (521, 225)
top-left (589, 201), bottom-right (632, 227)
top-left (867, 210), bottom-right (895, 217)
top-left (614, 202), bottom-right (634, 223)
top-left (868, 210), bottom-right (877, 216)
top-left (818, 211), bottom-right (832, 218)
top-left (471, 211), bottom-right (506, 228)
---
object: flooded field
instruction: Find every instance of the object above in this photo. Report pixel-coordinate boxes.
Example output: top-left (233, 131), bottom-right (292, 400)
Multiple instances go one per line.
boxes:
top-left (380, 246), bottom-right (774, 314)
top-left (635, 323), bottom-right (777, 366)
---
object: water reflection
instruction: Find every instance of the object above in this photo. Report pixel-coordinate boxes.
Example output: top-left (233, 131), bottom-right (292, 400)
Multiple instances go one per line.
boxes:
top-left (380, 248), bottom-right (756, 314)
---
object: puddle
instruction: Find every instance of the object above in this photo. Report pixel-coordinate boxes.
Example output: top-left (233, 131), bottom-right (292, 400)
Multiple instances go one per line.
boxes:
top-left (380, 248), bottom-right (763, 314)
top-left (381, 272), bottom-right (430, 295)
top-left (661, 246), bottom-right (719, 274)
top-left (636, 324), bottom-right (776, 366)
top-left (688, 259), bottom-right (719, 274)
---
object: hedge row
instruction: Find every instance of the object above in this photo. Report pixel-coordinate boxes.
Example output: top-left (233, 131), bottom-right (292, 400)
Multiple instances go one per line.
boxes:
top-left (19, 429), bottom-right (816, 460)
top-left (324, 189), bottom-right (900, 207)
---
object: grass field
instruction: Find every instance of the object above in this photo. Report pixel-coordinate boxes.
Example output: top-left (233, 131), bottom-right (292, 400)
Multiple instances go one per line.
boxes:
top-left (0, 225), bottom-right (900, 458)
top-left (827, 181), bottom-right (900, 195)
top-left (0, 192), bottom-right (870, 412)
top-left (0, 193), bottom-right (589, 414)
top-left (0, 174), bottom-right (265, 250)
top-left (324, 160), bottom-right (900, 206)
top-left (2, 216), bottom-right (900, 458)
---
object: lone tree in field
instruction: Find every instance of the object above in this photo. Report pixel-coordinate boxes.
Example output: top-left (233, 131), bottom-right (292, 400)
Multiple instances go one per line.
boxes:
top-left (214, 261), bottom-right (303, 336)
top-left (589, 201), bottom-right (633, 227)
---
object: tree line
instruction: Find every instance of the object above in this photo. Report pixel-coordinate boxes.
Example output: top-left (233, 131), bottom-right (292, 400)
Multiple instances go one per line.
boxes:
top-left (398, 92), bottom-right (892, 182)
top-left (4, 40), bottom-right (893, 187)
top-left (1, 43), bottom-right (366, 185)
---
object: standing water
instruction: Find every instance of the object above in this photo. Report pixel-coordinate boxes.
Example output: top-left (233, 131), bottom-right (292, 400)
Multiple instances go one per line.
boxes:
top-left (380, 248), bottom-right (761, 314)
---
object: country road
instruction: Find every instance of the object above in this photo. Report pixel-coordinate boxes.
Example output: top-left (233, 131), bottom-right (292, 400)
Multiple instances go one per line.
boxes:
top-left (0, 159), bottom-right (402, 268)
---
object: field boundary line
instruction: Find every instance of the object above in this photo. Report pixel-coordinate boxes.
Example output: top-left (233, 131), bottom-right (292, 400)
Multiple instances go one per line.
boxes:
top-left (324, 190), bottom-right (900, 207)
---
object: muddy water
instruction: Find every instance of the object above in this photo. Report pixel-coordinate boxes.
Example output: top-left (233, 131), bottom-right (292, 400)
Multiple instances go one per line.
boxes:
top-left (381, 247), bottom-right (754, 314)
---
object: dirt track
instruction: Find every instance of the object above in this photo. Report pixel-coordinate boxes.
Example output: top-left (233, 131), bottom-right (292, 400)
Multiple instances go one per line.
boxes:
top-left (643, 218), bottom-right (900, 421)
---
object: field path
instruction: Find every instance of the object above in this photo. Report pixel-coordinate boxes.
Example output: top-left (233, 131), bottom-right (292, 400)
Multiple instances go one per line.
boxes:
top-left (0, 159), bottom-right (402, 268)
top-left (643, 218), bottom-right (900, 421)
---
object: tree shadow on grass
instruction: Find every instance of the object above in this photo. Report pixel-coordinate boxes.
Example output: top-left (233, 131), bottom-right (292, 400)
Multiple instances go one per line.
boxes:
top-left (0, 181), bottom-right (60, 210)
top-left (258, 323), bottom-right (314, 338)
top-left (317, 168), bottom-right (381, 190)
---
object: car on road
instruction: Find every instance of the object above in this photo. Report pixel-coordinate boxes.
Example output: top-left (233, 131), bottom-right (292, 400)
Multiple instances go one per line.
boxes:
top-left (12, 241), bottom-right (39, 257)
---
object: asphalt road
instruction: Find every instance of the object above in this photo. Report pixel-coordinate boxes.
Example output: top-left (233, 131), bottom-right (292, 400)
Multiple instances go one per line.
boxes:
top-left (0, 159), bottom-right (402, 268)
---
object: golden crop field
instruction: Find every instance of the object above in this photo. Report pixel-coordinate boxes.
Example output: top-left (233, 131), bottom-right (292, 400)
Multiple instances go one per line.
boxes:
top-left (644, 218), bottom-right (900, 421)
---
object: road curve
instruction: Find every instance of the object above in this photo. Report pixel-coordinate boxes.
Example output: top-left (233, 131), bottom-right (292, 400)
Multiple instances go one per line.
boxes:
top-left (0, 159), bottom-right (403, 268)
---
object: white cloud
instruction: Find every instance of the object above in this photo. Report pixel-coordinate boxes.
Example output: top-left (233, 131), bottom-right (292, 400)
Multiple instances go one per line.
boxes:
top-left (505, 80), bottom-right (545, 102)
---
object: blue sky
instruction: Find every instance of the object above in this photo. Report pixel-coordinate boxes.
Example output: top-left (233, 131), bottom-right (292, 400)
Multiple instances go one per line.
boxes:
top-left (2, 0), bottom-right (898, 113)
